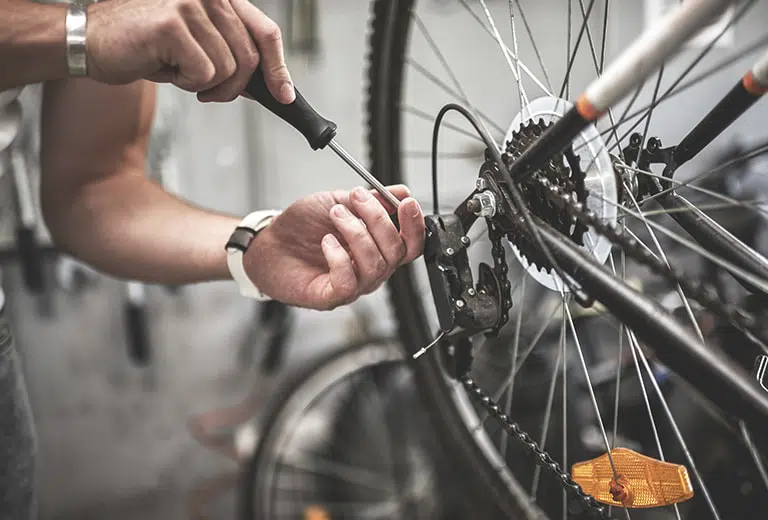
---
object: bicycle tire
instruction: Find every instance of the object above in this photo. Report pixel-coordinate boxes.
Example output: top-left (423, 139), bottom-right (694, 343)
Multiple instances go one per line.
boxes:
top-left (365, 1), bottom-right (768, 518)
top-left (238, 338), bottom-right (498, 520)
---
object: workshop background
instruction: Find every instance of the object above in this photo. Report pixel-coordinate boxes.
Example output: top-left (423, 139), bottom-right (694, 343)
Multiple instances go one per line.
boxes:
top-left (1, 0), bottom-right (766, 519)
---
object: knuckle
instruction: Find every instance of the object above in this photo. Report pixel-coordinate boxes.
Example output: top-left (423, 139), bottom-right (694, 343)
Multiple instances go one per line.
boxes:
top-left (244, 48), bottom-right (261, 70)
top-left (262, 22), bottom-right (282, 43)
top-left (158, 12), bottom-right (184, 39)
top-left (175, 0), bottom-right (199, 18)
top-left (390, 240), bottom-right (407, 263)
top-left (370, 258), bottom-right (388, 279)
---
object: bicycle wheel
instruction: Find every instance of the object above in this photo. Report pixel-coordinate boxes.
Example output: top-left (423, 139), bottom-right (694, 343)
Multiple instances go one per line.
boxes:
top-left (239, 340), bottom-right (487, 520)
top-left (366, 1), bottom-right (768, 519)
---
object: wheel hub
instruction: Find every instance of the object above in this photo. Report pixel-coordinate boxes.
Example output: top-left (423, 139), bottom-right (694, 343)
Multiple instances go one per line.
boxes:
top-left (503, 96), bottom-right (618, 292)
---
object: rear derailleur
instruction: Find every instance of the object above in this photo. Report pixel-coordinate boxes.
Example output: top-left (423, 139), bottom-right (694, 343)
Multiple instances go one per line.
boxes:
top-left (422, 166), bottom-right (516, 377)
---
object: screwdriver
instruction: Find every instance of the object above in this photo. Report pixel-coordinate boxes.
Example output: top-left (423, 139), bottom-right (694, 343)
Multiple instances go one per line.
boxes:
top-left (244, 67), bottom-right (401, 210)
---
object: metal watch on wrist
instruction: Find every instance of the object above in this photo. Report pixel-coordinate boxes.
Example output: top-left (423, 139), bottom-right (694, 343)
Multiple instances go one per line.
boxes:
top-left (66, 3), bottom-right (88, 77)
top-left (225, 210), bottom-right (281, 300)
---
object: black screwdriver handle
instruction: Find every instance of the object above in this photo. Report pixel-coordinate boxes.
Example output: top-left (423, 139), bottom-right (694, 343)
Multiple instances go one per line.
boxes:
top-left (245, 66), bottom-right (337, 150)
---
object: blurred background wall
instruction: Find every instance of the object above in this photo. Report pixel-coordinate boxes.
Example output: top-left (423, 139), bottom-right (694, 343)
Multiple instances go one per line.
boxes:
top-left (1, 0), bottom-right (766, 518)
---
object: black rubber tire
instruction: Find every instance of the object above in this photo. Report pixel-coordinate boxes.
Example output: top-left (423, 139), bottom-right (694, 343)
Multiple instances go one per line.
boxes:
top-left (364, 2), bottom-right (543, 518)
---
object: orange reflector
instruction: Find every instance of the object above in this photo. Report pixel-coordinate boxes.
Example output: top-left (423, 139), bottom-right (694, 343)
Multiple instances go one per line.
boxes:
top-left (304, 505), bottom-right (331, 520)
top-left (571, 447), bottom-right (694, 508)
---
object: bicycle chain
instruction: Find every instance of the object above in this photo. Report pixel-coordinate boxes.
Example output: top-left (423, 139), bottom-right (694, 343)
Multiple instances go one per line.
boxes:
top-left (461, 376), bottom-right (617, 519)
top-left (489, 222), bottom-right (514, 327)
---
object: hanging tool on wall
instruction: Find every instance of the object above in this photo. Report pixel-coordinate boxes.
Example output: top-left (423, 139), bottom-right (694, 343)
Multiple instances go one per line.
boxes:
top-left (286, 0), bottom-right (320, 58)
top-left (9, 144), bottom-right (45, 294)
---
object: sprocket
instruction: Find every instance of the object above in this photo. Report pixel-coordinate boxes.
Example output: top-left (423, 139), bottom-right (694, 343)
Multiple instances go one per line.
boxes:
top-left (502, 119), bottom-right (588, 272)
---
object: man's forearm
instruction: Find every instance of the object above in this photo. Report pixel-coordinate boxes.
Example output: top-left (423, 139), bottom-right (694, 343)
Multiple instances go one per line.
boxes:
top-left (0, 0), bottom-right (69, 91)
top-left (44, 172), bottom-right (239, 285)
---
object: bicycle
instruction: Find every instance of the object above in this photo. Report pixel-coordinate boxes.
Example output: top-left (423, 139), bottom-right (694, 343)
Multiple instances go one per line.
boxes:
top-left (365, 0), bottom-right (768, 518)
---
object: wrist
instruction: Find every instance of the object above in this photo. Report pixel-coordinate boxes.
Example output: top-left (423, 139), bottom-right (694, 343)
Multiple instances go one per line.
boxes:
top-left (225, 210), bottom-right (281, 300)
top-left (0, 1), bottom-right (70, 89)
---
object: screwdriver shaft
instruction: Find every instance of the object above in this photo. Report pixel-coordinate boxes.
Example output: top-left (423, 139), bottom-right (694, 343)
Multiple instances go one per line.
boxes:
top-left (327, 139), bottom-right (401, 209)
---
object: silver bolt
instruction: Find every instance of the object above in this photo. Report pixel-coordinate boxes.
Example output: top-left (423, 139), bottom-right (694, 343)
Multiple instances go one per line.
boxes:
top-left (455, 299), bottom-right (465, 309)
top-left (467, 288), bottom-right (476, 296)
top-left (446, 247), bottom-right (455, 256)
top-left (475, 178), bottom-right (487, 190)
top-left (460, 236), bottom-right (470, 246)
top-left (469, 190), bottom-right (497, 218)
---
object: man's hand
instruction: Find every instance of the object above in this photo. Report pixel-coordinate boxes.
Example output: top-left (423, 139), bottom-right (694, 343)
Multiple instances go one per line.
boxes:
top-left (246, 185), bottom-right (425, 310)
top-left (86, 0), bottom-right (293, 103)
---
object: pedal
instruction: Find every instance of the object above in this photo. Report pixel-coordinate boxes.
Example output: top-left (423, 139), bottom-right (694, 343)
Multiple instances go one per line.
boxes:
top-left (571, 447), bottom-right (694, 508)
top-left (755, 355), bottom-right (768, 392)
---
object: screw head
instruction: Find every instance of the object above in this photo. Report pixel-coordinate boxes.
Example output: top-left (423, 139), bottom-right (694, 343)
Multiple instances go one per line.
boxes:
top-left (455, 299), bottom-right (465, 309)
top-left (446, 247), bottom-right (455, 256)
top-left (467, 288), bottom-right (476, 296)
top-left (460, 236), bottom-right (471, 246)
top-left (476, 178), bottom-right (487, 190)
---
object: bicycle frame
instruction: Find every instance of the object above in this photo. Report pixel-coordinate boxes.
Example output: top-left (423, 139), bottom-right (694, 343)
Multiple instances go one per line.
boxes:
top-left (441, 0), bottom-right (768, 439)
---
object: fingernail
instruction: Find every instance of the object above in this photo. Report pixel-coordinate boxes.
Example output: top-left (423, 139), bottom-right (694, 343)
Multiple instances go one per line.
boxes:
top-left (332, 205), bottom-right (350, 219)
top-left (406, 198), bottom-right (421, 217)
top-left (352, 187), bottom-right (370, 202)
top-left (323, 234), bottom-right (338, 248)
top-left (280, 82), bottom-right (295, 103)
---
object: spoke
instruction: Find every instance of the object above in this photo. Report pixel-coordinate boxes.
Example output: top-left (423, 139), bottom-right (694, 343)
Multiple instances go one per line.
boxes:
top-left (561, 295), bottom-right (568, 520)
top-left (404, 105), bottom-right (484, 142)
top-left (282, 454), bottom-right (392, 492)
top-left (507, 276), bottom-right (527, 401)
top-left (599, 0), bottom-right (609, 73)
top-left (606, 250), bottom-right (625, 520)
top-left (607, 252), bottom-right (624, 450)
top-left (631, 332), bottom-right (722, 520)
top-left (413, 16), bottom-right (504, 139)
top-left (559, 0), bottom-right (598, 99)
top-left (642, 141), bottom-right (768, 204)
top-left (407, 59), bottom-right (506, 135)
top-left (489, 301), bottom-right (563, 405)
top-left (531, 300), bottom-right (565, 500)
top-left (596, 193), bottom-right (768, 300)
top-left (624, 165), bottom-right (768, 219)
top-left (404, 150), bottom-right (483, 159)
top-left (512, 0), bottom-right (553, 92)
top-left (500, 276), bottom-right (526, 459)
top-left (623, 184), bottom-right (705, 342)
top-left (565, 0), bottom-right (573, 99)
top-left (456, 0), bottom-right (552, 96)
top-left (564, 303), bottom-right (629, 515)
top-left (624, 318), bottom-right (682, 520)
top-left (477, 0), bottom-right (530, 109)
top-left (506, 0), bottom-right (528, 118)
top-left (739, 421), bottom-right (768, 492)
top-left (576, 0), bottom-right (624, 158)
top-left (633, 199), bottom-right (768, 218)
